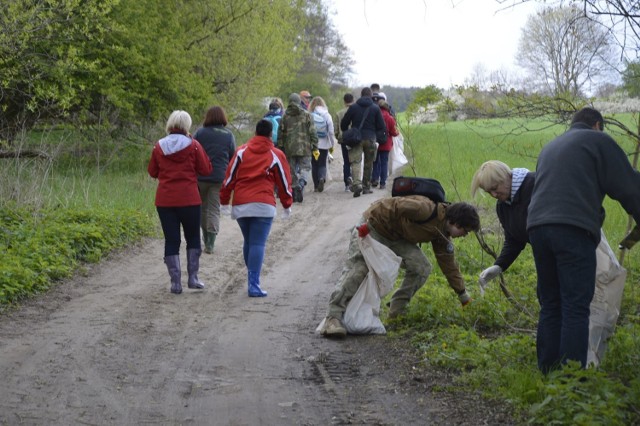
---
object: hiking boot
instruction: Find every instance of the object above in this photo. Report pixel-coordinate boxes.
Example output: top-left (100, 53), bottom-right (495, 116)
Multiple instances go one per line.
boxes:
top-left (362, 188), bottom-right (373, 194)
top-left (388, 300), bottom-right (408, 319)
top-left (317, 178), bottom-right (325, 193)
top-left (321, 317), bottom-right (346, 337)
top-left (293, 186), bottom-right (304, 203)
top-left (371, 181), bottom-right (379, 188)
top-left (345, 185), bottom-right (351, 192)
top-left (352, 185), bottom-right (362, 198)
top-left (379, 184), bottom-right (386, 190)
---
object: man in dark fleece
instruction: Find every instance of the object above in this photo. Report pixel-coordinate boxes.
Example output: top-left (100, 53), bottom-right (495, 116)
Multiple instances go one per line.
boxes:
top-left (527, 107), bottom-right (640, 373)
top-left (340, 87), bottom-right (387, 198)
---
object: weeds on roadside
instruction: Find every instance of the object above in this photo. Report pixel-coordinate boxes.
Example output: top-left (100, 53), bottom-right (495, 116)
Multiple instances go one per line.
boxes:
top-left (0, 203), bottom-right (154, 305)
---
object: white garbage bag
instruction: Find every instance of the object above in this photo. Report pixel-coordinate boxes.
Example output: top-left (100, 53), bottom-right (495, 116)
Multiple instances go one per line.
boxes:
top-left (587, 230), bottom-right (627, 367)
top-left (389, 133), bottom-right (408, 175)
top-left (342, 234), bottom-right (402, 335)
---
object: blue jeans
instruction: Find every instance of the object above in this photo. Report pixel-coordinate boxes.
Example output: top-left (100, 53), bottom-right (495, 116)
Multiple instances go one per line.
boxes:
top-left (157, 205), bottom-right (201, 256)
top-left (371, 150), bottom-right (390, 186)
top-left (529, 225), bottom-right (597, 373)
top-left (237, 217), bottom-right (273, 274)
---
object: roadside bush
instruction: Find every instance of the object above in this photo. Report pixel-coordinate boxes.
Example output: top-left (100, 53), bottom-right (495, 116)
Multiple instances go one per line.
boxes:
top-left (0, 203), bottom-right (154, 306)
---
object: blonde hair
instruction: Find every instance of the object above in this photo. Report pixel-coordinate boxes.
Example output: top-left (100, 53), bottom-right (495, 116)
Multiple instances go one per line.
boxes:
top-left (165, 110), bottom-right (192, 134)
top-left (309, 96), bottom-right (326, 112)
top-left (471, 160), bottom-right (512, 197)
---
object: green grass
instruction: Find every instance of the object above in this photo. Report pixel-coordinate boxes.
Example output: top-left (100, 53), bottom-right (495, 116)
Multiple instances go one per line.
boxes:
top-left (389, 115), bottom-right (640, 424)
top-left (0, 133), bottom-right (158, 307)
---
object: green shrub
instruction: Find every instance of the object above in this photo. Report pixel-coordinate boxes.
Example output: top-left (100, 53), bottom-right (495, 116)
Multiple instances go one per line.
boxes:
top-left (0, 203), bottom-right (153, 305)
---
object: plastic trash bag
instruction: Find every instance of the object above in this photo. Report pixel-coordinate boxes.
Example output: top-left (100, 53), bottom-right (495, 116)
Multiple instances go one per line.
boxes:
top-left (389, 133), bottom-right (408, 175)
top-left (587, 230), bottom-right (627, 367)
top-left (342, 234), bottom-right (402, 335)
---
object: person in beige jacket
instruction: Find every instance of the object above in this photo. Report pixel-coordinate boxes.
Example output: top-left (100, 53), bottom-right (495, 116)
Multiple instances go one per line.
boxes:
top-left (319, 195), bottom-right (480, 337)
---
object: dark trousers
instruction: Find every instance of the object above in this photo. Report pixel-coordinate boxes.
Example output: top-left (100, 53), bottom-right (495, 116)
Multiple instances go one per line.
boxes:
top-left (371, 150), bottom-right (390, 186)
top-left (529, 225), bottom-right (597, 373)
top-left (340, 143), bottom-right (351, 186)
top-left (157, 205), bottom-right (201, 256)
top-left (311, 148), bottom-right (329, 188)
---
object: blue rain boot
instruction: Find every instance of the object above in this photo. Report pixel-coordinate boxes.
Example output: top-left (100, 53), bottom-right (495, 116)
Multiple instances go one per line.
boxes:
top-left (248, 271), bottom-right (267, 297)
top-left (164, 255), bottom-right (182, 294)
top-left (187, 248), bottom-right (205, 289)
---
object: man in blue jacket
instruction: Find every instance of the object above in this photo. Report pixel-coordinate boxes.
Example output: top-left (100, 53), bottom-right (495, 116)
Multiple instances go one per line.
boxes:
top-left (527, 107), bottom-right (640, 373)
top-left (340, 87), bottom-right (387, 198)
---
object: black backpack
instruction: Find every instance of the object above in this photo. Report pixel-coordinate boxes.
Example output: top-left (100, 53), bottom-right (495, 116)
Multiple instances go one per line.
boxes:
top-left (391, 176), bottom-right (445, 223)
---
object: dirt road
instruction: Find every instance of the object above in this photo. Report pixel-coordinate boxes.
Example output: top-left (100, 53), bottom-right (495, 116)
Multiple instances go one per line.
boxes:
top-left (0, 155), bottom-right (511, 425)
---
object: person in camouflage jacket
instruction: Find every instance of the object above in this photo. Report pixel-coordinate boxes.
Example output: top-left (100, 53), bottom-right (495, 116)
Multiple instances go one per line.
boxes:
top-left (278, 93), bottom-right (318, 203)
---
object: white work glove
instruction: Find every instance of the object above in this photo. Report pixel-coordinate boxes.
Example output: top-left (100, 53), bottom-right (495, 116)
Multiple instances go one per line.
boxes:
top-left (458, 290), bottom-right (472, 307)
top-left (478, 265), bottom-right (502, 296)
top-left (221, 205), bottom-right (231, 216)
top-left (282, 207), bottom-right (292, 220)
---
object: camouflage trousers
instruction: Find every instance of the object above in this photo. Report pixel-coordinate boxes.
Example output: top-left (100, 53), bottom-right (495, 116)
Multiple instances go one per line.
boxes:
top-left (347, 138), bottom-right (377, 190)
top-left (287, 155), bottom-right (311, 189)
top-left (326, 220), bottom-right (432, 319)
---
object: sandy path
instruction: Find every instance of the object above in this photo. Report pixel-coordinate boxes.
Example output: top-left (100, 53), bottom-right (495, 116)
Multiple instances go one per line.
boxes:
top-left (0, 154), bottom-right (510, 425)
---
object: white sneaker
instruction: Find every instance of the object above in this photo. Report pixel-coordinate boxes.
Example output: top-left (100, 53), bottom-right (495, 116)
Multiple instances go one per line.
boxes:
top-left (321, 317), bottom-right (346, 337)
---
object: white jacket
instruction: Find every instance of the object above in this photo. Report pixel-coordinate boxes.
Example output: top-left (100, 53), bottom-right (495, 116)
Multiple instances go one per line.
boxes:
top-left (312, 106), bottom-right (336, 150)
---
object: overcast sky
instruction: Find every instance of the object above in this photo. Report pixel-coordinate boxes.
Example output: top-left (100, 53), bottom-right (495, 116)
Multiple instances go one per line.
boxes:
top-left (329, 0), bottom-right (540, 89)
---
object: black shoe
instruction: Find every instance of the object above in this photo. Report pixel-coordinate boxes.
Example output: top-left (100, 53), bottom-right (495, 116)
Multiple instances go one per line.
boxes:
top-left (293, 187), bottom-right (303, 202)
top-left (353, 186), bottom-right (362, 198)
top-left (362, 188), bottom-right (373, 194)
top-left (318, 178), bottom-right (325, 193)
top-left (371, 181), bottom-right (379, 188)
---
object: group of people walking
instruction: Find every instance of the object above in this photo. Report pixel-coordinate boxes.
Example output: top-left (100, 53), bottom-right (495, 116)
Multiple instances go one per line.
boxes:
top-left (146, 85), bottom-right (397, 300)
top-left (148, 107), bottom-right (292, 298)
top-left (147, 94), bottom-right (634, 376)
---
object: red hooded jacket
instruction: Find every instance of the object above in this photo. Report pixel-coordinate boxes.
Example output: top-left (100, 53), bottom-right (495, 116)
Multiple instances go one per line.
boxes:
top-left (220, 135), bottom-right (293, 209)
top-left (147, 133), bottom-right (212, 207)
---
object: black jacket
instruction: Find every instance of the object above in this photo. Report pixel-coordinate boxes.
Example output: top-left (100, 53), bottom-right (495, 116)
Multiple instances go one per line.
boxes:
top-left (340, 96), bottom-right (386, 143)
top-left (528, 123), bottom-right (640, 242)
top-left (495, 172), bottom-right (534, 271)
top-left (193, 125), bottom-right (237, 183)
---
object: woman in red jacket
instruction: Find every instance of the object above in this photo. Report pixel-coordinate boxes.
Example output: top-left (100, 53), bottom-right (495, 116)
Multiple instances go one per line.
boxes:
top-left (220, 119), bottom-right (293, 297)
top-left (371, 100), bottom-right (399, 190)
top-left (148, 110), bottom-right (212, 294)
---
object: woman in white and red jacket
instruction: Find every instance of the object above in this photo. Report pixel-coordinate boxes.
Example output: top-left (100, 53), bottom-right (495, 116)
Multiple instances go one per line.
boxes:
top-left (220, 119), bottom-right (293, 297)
top-left (148, 110), bottom-right (212, 295)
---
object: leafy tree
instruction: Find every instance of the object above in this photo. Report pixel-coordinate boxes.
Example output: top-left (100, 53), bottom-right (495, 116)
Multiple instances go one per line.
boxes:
top-left (622, 60), bottom-right (640, 97)
top-left (0, 0), bottom-right (307, 146)
top-left (0, 0), bottom-right (117, 144)
top-left (405, 85), bottom-right (443, 118)
top-left (92, 0), bottom-right (305, 126)
top-left (516, 6), bottom-right (616, 97)
top-left (279, 0), bottom-right (355, 100)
